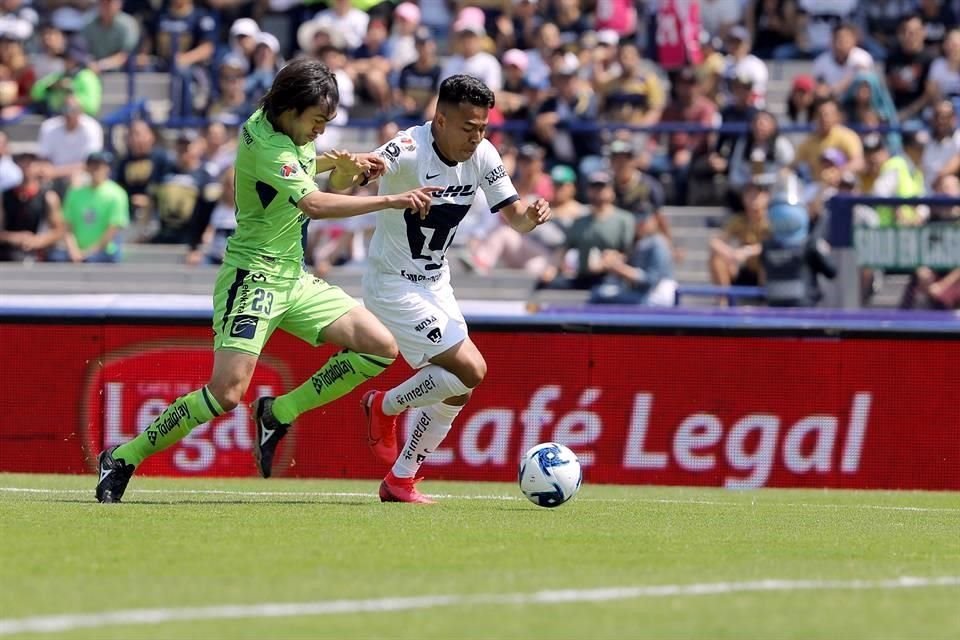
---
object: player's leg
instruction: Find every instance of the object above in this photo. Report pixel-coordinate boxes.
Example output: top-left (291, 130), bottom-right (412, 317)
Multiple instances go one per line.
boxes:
top-left (96, 349), bottom-right (257, 503)
top-left (378, 338), bottom-right (485, 504)
top-left (97, 265), bottom-right (282, 501)
top-left (252, 275), bottom-right (397, 477)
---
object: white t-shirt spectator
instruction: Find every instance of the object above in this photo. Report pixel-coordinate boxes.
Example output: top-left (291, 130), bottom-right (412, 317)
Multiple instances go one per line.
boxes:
top-left (699, 0), bottom-right (743, 36)
top-left (38, 115), bottom-right (104, 167)
top-left (922, 131), bottom-right (960, 188)
top-left (441, 52), bottom-right (503, 91)
top-left (312, 7), bottom-right (369, 51)
top-left (812, 47), bottom-right (874, 88)
top-left (927, 58), bottom-right (960, 99)
top-left (798, 0), bottom-right (860, 53)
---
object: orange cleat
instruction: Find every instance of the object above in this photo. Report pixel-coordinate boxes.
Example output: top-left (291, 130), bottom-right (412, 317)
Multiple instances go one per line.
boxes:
top-left (362, 390), bottom-right (398, 465)
top-left (379, 471), bottom-right (436, 504)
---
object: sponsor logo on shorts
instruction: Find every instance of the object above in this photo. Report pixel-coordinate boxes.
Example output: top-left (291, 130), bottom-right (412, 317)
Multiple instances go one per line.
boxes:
top-left (427, 327), bottom-right (443, 344)
top-left (230, 314), bottom-right (260, 339)
top-left (414, 316), bottom-right (438, 333)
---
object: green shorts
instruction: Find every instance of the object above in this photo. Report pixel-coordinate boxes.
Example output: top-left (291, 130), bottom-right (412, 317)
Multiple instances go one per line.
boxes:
top-left (212, 265), bottom-right (358, 356)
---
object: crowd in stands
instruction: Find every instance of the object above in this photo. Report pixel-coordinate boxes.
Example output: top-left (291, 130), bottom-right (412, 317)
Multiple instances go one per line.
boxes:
top-left (2, 0), bottom-right (960, 309)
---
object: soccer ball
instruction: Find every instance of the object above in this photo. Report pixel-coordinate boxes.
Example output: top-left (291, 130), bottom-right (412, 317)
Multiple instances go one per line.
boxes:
top-left (518, 442), bottom-right (582, 508)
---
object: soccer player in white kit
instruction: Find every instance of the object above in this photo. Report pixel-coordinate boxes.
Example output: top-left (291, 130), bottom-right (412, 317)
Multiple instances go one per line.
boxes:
top-left (361, 75), bottom-right (553, 503)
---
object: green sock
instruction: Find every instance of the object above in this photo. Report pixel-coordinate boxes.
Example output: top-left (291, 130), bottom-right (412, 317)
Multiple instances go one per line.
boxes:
top-left (272, 350), bottom-right (393, 424)
top-left (112, 386), bottom-right (224, 467)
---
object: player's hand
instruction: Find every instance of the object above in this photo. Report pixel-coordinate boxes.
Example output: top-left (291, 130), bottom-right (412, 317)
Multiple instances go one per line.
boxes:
top-left (389, 186), bottom-right (442, 218)
top-left (354, 152), bottom-right (387, 180)
top-left (322, 150), bottom-right (365, 176)
top-left (524, 198), bottom-right (552, 227)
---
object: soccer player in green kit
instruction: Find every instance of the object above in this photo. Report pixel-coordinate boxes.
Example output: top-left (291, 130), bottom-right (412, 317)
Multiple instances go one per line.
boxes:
top-left (95, 58), bottom-right (438, 502)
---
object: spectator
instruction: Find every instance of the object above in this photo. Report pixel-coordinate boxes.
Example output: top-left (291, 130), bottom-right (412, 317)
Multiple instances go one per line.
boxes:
top-left (900, 174), bottom-right (960, 309)
top-left (594, 0), bottom-right (638, 38)
top-left (863, 0), bottom-right (915, 57)
top-left (80, 0), bottom-right (140, 73)
top-left (786, 74), bottom-right (817, 123)
top-left (654, 0), bottom-right (703, 71)
top-left (746, 0), bottom-right (798, 59)
top-left (919, 0), bottom-right (956, 56)
top-left (841, 71), bottom-right (899, 138)
top-left (927, 28), bottom-right (960, 102)
top-left (794, 96), bottom-right (864, 177)
top-left (0, 0), bottom-right (37, 43)
top-left (154, 0), bottom-right (217, 117)
top-left (726, 110), bottom-right (795, 208)
top-left (206, 55), bottom-right (253, 125)
top-left (54, 150), bottom-right (129, 263)
top-left (553, 0), bottom-right (589, 43)
top-left (152, 133), bottom-right (217, 245)
top-left (386, 2), bottom-right (421, 70)
top-left (395, 26), bottom-right (440, 119)
top-left (187, 166), bottom-right (234, 265)
top-left (723, 25), bottom-right (768, 106)
top-left (590, 206), bottom-right (677, 306)
top-left (700, 0), bottom-right (744, 39)
top-left (514, 144), bottom-right (554, 203)
top-left (547, 164), bottom-right (588, 223)
top-left (923, 100), bottom-right (960, 188)
top-left (871, 129), bottom-right (928, 227)
top-left (714, 74), bottom-right (758, 166)
top-left (525, 22), bottom-right (561, 91)
top-left (708, 179), bottom-right (771, 295)
top-left (351, 19), bottom-right (392, 109)
top-left (695, 31), bottom-right (727, 103)
top-left (601, 42), bottom-right (666, 127)
top-left (812, 23), bottom-right (875, 96)
top-left (537, 170), bottom-right (635, 290)
top-left (441, 19), bottom-right (502, 91)
top-left (495, 0), bottom-right (541, 53)
top-left (497, 48), bottom-right (536, 120)
top-left (310, 0), bottom-right (369, 52)
top-left (0, 130), bottom-right (21, 191)
top-left (37, 94), bottom-right (104, 186)
top-left (804, 147), bottom-right (849, 233)
top-left (245, 32), bottom-right (282, 105)
top-left (609, 139), bottom-right (671, 245)
top-left (30, 37), bottom-right (102, 116)
top-left (759, 184), bottom-right (837, 307)
top-left (0, 33), bottom-right (35, 114)
top-left (775, 0), bottom-right (859, 60)
top-left (660, 66), bottom-right (719, 205)
top-left (885, 16), bottom-right (933, 124)
top-left (113, 119), bottom-right (173, 240)
top-left (32, 23), bottom-right (67, 80)
top-left (532, 54), bottom-right (601, 169)
top-left (225, 18), bottom-right (258, 71)
top-left (0, 152), bottom-right (65, 261)
top-left (296, 18), bottom-right (347, 60)
top-left (199, 120), bottom-right (236, 177)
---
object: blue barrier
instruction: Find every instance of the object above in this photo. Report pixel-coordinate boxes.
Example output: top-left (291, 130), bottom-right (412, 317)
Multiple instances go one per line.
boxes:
top-left (827, 195), bottom-right (960, 248)
top-left (673, 284), bottom-right (765, 306)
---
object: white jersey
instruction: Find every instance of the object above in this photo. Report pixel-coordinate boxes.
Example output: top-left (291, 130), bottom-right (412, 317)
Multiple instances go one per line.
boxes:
top-left (367, 123), bottom-right (519, 287)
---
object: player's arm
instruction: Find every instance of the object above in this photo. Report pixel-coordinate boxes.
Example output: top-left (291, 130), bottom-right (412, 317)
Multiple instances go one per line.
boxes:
top-left (477, 140), bottom-right (552, 232)
top-left (317, 150), bottom-right (387, 191)
top-left (297, 187), bottom-right (437, 220)
top-left (499, 197), bottom-right (552, 233)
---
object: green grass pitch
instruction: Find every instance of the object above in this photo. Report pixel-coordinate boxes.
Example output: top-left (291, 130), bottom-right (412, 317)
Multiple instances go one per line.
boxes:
top-left (1, 473), bottom-right (959, 639)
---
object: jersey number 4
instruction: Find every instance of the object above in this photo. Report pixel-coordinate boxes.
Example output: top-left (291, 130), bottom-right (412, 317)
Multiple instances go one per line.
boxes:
top-left (404, 204), bottom-right (470, 271)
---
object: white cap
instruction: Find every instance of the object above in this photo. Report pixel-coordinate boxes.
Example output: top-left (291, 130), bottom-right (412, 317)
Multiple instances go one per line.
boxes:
top-left (255, 31), bottom-right (280, 54)
top-left (230, 17), bottom-right (260, 39)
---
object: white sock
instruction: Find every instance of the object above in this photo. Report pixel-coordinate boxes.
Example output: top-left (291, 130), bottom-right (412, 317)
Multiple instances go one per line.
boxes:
top-left (392, 402), bottom-right (463, 478)
top-left (381, 365), bottom-right (471, 415)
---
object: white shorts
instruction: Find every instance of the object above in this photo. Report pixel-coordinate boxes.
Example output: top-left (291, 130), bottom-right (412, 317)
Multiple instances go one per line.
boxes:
top-left (362, 273), bottom-right (468, 369)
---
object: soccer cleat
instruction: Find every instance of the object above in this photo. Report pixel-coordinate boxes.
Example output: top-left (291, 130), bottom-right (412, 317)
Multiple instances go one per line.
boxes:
top-left (362, 390), bottom-right (398, 465)
top-left (95, 446), bottom-right (135, 503)
top-left (379, 471), bottom-right (436, 504)
top-left (252, 397), bottom-right (290, 479)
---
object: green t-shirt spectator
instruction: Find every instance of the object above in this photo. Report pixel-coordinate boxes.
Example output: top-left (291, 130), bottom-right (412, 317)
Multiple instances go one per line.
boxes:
top-left (30, 67), bottom-right (102, 116)
top-left (63, 179), bottom-right (130, 255)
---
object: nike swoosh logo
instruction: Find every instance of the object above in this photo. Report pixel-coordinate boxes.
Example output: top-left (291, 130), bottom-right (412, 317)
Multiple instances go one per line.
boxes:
top-left (99, 467), bottom-right (112, 484)
top-left (260, 426), bottom-right (275, 447)
top-left (425, 172), bottom-right (440, 180)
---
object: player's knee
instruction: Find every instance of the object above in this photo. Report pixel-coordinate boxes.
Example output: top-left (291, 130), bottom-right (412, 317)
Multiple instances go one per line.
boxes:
top-left (456, 356), bottom-right (487, 389)
top-left (206, 380), bottom-right (245, 412)
top-left (366, 332), bottom-right (398, 361)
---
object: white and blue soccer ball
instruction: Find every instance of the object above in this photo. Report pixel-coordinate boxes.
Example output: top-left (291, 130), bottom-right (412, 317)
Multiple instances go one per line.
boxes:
top-left (518, 442), bottom-right (582, 508)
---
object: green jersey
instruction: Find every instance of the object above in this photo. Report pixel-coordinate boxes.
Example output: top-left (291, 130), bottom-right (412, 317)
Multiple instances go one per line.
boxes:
top-left (63, 179), bottom-right (129, 254)
top-left (225, 108), bottom-right (319, 279)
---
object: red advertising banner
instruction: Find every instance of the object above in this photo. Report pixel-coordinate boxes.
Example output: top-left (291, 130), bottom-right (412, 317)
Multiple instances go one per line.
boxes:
top-left (2, 323), bottom-right (959, 490)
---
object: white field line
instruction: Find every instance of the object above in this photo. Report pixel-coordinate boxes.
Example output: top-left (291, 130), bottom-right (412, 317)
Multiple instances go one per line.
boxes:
top-left (1, 486), bottom-right (959, 513)
top-left (0, 576), bottom-right (958, 636)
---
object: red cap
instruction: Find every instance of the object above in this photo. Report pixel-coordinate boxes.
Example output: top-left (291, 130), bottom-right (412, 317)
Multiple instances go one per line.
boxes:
top-left (792, 74), bottom-right (814, 92)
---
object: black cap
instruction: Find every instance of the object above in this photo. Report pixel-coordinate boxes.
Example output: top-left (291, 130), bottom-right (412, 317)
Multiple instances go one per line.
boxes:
top-left (87, 150), bottom-right (114, 165)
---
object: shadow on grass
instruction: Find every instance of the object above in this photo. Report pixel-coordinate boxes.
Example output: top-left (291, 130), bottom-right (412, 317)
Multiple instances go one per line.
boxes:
top-left (37, 498), bottom-right (374, 507)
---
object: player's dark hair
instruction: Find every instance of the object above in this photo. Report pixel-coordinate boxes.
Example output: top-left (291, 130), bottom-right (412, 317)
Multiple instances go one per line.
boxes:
top-left (437, 75), bottom-right (495, 110)
top-left (260, 57), bottom-right (339, 123)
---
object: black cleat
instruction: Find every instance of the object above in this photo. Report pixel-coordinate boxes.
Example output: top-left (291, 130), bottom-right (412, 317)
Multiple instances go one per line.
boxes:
top-left (95, 446), bottom-right (135, 503)
top-left (252, 397), bottom-right (289, 479)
